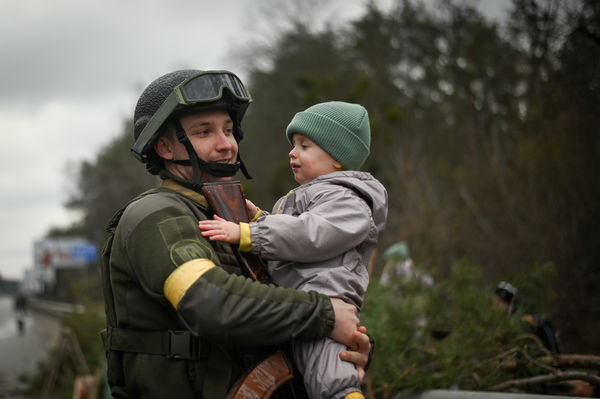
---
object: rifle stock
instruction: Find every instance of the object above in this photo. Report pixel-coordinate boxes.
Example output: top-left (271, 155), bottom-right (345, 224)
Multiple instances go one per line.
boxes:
top-left (201, 181), bottom-right (297, 399)
top-left (201, 181), bottom-right (272, 284)
top-left (225, 351), bottom-right (294, 399)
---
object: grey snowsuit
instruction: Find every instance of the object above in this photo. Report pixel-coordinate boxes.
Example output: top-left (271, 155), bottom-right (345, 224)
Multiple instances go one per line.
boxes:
top-left (247, 171), bottom-right (388, 398)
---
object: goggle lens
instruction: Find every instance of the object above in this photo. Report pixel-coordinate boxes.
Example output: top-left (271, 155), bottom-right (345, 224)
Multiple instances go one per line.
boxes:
top-left (177, 72), bottom-right (251, 104)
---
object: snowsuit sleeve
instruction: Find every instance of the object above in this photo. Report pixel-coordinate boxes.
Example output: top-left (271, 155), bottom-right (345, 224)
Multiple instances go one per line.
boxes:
top-left (249, 186), bottom-right (372, 263)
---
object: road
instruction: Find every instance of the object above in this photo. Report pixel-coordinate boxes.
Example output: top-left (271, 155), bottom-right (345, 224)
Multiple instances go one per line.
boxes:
top-left (0, 295), bottom-right (61, 397)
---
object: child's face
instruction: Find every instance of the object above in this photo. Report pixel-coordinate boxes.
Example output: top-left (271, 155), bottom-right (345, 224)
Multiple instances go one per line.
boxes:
top-left (289, 133), bottom-right (341, 185)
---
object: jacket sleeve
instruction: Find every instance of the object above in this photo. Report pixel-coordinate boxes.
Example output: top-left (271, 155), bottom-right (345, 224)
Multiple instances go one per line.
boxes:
top-left (250, 188), bottom-right (372, 263)
top-left (124, 202), bottom-right (334, 346)
top-left (169, 264), bottom-right (335, 345)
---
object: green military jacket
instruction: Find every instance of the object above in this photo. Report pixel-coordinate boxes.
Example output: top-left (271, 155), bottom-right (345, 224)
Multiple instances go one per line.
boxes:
top-left (102, 178), bottom-right (334, 399)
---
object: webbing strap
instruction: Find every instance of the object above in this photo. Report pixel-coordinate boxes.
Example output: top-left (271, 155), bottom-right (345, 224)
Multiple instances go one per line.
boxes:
top-left (104, 327), bottom-right (209, 360)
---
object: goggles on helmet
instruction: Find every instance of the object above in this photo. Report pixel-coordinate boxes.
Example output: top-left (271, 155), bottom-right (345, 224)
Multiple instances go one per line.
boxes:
top-left (132, 70), bottom-right (252, 161)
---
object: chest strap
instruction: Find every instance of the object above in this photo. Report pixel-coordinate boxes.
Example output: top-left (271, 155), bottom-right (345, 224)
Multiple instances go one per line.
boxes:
top-left (101, 326), bottom-right (209, 360)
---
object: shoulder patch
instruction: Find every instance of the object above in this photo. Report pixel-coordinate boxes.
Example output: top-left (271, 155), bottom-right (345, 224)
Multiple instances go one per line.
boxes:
top-left (158, 216), bottom-right (216, 265)
top-left (170, 239), bottom-right (216, 264)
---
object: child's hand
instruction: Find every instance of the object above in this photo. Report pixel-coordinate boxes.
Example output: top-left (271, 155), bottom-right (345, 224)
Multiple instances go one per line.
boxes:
top-left (245, 199), bottom-right (258, 219)
top-left (198, 215), bottom-right (241, 244)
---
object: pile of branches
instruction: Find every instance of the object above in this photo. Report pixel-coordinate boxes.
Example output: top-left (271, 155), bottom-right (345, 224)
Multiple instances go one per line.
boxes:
top-left (362, 262), bottom-right (600, 398)
top-left (483, 335), bottom-right (600, 397)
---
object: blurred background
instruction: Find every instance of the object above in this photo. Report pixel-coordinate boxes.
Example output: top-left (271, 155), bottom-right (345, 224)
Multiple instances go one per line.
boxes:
top-left (1, 0), bottom-right (598, 397)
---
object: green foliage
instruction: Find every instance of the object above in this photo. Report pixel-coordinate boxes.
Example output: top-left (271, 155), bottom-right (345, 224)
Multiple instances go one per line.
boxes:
top-left (506, 262), bottom-right (559, 312)
top-left (61, 301), bottom-right (106, 374)
top-left (362, 261), bottom-right (557, 398)
top-left (239, 0), bottom-right (600, 354)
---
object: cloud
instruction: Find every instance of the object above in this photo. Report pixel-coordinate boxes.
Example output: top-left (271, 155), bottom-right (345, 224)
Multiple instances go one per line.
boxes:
top-left (0, 0), bottom-right (248, 107)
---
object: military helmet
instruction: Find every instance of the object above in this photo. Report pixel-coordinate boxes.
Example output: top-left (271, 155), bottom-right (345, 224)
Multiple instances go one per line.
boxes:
top-left (132, 69), bottom-right (252, 175)
top-left (495, 281), bottom-right (518, 305)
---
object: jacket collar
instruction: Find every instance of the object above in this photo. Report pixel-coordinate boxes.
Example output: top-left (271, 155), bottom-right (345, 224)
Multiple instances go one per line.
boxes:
top-left (161, 178), bottom-right (209, 209)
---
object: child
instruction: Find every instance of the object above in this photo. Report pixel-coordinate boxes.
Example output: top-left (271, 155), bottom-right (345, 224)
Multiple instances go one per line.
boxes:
top-left (199, 101), bottom-right (388, 399)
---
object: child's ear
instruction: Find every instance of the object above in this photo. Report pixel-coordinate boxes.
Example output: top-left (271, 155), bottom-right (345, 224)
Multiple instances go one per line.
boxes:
top-left (333, 160), bottom-right (344, 170)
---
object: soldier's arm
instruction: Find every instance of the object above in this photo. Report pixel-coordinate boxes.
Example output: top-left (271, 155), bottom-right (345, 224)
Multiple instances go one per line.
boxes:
top-left (126, 204), bottom-right (344, 346)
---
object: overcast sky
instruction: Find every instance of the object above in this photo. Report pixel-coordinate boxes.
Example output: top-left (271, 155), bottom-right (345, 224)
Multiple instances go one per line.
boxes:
top-left (0, 0), bottom-right (376, 280)
top-left (0, 0), bottom-right (508, 281)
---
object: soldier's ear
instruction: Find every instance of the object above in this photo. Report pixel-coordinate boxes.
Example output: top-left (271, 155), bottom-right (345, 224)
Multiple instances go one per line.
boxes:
top-left (154, 136), bottom-right (175, 160)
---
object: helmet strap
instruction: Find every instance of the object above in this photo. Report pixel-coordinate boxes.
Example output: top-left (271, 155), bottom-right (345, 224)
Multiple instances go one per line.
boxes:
top-left (232, 122), bottom-right (252, 179)
top-left (172, 120), bottom-right (242, 184)
top-left (238, 154), bottom-right (252, 179)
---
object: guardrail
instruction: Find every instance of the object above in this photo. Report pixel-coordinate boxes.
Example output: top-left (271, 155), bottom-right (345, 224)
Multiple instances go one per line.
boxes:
top-left (27, 297), bottom-right (85, 317)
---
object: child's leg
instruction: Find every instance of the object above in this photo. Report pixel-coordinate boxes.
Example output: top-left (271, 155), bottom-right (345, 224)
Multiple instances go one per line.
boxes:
top-left (293, 337), bottom-right (363, 399)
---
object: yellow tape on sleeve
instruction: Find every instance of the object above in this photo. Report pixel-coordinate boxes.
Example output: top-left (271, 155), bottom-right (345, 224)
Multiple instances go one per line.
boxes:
top-left (250, 208), bottom-right (262, 221)
top-left (239, 222), bottom-right (252, 252)
top-left (163, 259), bottom-right (215, 309)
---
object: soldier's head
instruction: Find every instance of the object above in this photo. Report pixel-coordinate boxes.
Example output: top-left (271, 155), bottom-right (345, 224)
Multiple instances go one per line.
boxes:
top-left (132, 70), bottom-right (252, 183)
top-left (494, 281), bottom-right (519, 314)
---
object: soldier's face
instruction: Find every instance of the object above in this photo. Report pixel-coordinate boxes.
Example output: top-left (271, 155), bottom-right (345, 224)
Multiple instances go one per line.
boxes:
top-left (160, 109), bottom-right (239, 182)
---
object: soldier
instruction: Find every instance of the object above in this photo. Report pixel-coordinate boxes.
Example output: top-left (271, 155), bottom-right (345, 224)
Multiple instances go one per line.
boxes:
top-left (494, 281), bottom-right (563, 354)
top-left (100, 70), bottom-right (371, 399)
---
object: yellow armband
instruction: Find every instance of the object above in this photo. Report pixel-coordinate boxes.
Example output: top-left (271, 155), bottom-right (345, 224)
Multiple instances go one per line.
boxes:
top-left (164, 259), bottom-right (215, 309)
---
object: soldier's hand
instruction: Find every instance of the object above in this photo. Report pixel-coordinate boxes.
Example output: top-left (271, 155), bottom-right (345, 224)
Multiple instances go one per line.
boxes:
top-left (329, 298), bottom-right (359, 348)
top-left (340, 326), bottom-right (371, 383)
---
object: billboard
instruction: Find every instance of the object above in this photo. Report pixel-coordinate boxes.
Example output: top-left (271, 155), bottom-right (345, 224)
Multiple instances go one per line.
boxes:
top-left (34, 237), bottom-right (98, 270)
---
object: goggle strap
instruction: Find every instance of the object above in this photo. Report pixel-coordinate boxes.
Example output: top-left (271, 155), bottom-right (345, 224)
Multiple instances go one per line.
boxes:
top-left (131, 93), bottom-right (179, 160)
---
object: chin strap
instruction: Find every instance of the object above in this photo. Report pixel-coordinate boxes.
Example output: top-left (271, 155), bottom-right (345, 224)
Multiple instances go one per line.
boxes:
top-left (172, 120), bottom-right (251, 184)
top-left (238, 154), bottom-right (252, 179)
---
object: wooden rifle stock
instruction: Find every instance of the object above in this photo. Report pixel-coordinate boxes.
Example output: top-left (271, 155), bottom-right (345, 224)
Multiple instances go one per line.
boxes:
top-left (201, 181), bottom-right (296, 398)
top-left (224, 351), bottom-right (294, 399)
top-left (201, 181), bottom-right (272, 284)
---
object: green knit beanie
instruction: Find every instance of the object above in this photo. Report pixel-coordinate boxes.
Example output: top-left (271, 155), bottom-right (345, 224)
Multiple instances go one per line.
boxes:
top-left (286, 101), bottom-right (371, 170)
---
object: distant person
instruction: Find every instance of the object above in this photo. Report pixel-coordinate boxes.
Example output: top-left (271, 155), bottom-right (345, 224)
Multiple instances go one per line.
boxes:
top-left (13, 293), bottom-right (27, 335)
top-left (380, 241), bottom-right (433, 287)
top-left (13, 292), bottom-right (27, 313)
top-left (494, 281), bottom-right (563, 354)
top-left (100, 71), bottom-right (372, 399)
top-left (200, 101), bottom-right (388, 399)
